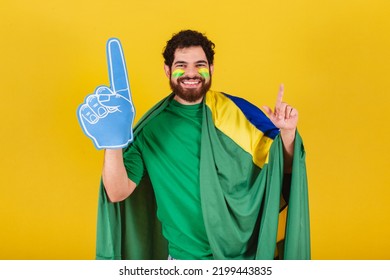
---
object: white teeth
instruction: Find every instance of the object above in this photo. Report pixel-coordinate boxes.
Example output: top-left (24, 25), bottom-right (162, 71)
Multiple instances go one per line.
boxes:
top-left (183, 81), bottom-right (199, 85)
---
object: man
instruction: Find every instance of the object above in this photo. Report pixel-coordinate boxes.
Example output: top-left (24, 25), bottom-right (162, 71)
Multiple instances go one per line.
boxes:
top-left (95, 30), bottom-right (310, 260)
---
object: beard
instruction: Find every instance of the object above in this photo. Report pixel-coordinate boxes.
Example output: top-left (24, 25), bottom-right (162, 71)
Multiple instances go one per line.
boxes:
top-left (169, 75), bottom-right (212, 103)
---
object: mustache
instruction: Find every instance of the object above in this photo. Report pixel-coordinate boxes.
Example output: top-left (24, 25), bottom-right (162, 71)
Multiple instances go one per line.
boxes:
top-left (177, 75), bottom-right (206, 83)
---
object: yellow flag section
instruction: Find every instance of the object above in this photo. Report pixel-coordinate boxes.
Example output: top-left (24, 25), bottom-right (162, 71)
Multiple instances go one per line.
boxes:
top-left (205, 91), bottom-right (278, 168)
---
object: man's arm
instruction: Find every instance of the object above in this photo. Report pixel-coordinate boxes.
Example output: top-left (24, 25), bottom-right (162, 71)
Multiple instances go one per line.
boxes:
top-left (280, 128), bottom-right (295, 205)
top-left (280, 128), bottom-right (296, 174)
top-left (102, 149), bottom-right (136, 202)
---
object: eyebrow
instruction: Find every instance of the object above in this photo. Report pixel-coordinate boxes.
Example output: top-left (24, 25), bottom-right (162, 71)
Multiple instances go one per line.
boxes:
top-left (173, 60), bottom-right (208, 65)
top-left (173, 61), bottom-right (187, 65)
top-left (196, 60), bottom-right (208, 65)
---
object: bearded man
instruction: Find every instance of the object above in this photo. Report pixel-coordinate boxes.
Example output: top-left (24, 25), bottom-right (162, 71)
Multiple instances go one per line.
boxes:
top-left (96, 30), bottom-right (310, 260)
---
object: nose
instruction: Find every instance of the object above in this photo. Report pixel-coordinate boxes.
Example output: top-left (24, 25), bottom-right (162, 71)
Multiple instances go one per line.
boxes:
top-left (185, 65), bottom-right (199, 77)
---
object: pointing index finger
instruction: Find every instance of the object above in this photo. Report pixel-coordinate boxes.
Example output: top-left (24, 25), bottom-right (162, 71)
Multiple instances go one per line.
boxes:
top-left (107, 38), bottom-right (130, 100)
top-left (276, 84), bottom-right (284, 107)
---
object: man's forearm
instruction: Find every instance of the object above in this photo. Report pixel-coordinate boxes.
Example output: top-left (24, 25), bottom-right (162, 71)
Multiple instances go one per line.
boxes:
top-left (280, 128), bottom-right (296, 174)
top-left (102, 149), bottom-right (136, 202)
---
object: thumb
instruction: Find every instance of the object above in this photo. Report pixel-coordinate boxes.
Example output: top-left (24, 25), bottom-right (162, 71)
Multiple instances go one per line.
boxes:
top-left (95, 86), bottom-right (122, 107)
top-left (98, 94), bottom-right (125, 107)
top-left (262, 105), bottom-right (273, 116)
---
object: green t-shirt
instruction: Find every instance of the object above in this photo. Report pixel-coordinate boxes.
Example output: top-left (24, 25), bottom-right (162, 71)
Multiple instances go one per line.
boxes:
top-left (124, 99), bottom-right (213, 260)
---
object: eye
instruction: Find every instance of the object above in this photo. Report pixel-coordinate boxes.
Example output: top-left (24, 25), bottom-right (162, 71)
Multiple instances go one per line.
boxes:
top-left (175, 63), bottom-right (185, 68)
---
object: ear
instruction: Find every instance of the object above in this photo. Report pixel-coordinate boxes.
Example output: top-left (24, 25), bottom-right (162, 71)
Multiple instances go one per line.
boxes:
top-left (164, 64), bottom-right (171, 78)
top-left (210, 64), bottom-right (214, 75)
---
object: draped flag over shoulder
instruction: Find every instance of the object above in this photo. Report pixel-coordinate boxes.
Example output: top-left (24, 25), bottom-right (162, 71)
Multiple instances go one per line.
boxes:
top-left (96, 90), bottom-right (310, 260)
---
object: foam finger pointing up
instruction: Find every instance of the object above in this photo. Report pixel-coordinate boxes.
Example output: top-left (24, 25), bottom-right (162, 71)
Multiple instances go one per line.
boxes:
top-left (107, 38), bottom-right (130, 100)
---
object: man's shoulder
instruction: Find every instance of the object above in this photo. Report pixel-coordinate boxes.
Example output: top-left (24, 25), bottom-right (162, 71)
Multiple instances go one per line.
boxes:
top-left (205, 90), bottom-right (257, 107)
top-left (133, 93), bottom-right (173, 132)
top-left (205, 90), bottom-right (279, 139)
top-left (205, 90), bottom-right (261, 114)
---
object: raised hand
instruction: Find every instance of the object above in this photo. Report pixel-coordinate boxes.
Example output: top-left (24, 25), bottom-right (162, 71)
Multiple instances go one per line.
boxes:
top-left (262, 84), bottom-right (298, 131)
top-left (77, 38), bottom-right (135, 149)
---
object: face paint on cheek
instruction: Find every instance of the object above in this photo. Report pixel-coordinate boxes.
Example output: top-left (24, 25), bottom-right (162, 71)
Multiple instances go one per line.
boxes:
top-left (198, 68), bottom-right (210, 78)
top-left (171, 69), bottom-right (185, 78)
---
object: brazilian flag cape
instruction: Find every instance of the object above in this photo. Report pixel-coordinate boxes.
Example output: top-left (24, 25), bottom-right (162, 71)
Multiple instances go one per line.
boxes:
top-left (96, 90), bottom-right (310, 260)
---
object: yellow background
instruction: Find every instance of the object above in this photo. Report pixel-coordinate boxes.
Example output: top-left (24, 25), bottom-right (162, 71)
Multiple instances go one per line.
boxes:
top-left (0, 0), bottom-right (389, 259)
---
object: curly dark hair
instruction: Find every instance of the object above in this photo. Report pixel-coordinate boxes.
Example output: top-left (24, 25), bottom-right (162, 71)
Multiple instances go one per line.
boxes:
top-left (162, 30), bottom-right (215, 67)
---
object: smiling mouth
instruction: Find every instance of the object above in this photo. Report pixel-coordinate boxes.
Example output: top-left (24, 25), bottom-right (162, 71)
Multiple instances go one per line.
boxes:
top-left (179, 77), bottom-right (203, 88)
top-left (182, 80), bottom-right (200, 85)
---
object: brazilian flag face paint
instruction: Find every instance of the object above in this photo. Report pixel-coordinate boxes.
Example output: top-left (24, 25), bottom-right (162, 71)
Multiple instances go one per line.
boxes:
top-left (198, 67), bottom-right (210, 78)
top-left (172, 69), bottom-right (185, 78)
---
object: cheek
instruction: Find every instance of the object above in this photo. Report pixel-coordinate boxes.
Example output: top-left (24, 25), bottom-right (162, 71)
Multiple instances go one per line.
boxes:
top-left (198, 68), bottom-right (210, 79)
top-left (172, 69), bottom-right (185, 78)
